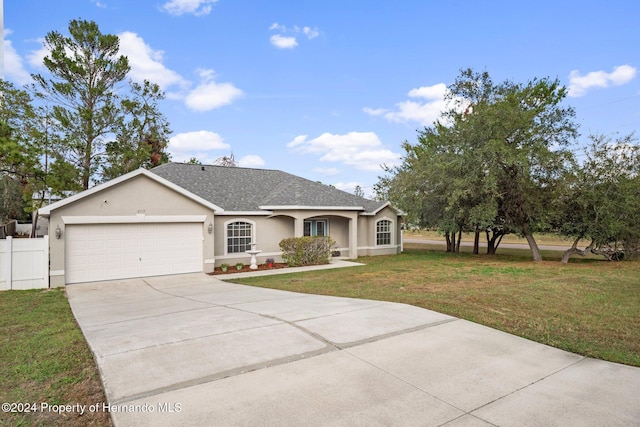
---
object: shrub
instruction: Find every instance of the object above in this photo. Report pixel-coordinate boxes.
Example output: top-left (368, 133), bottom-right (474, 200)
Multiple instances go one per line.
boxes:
top-left (279, 236), bottom-right (336, 267)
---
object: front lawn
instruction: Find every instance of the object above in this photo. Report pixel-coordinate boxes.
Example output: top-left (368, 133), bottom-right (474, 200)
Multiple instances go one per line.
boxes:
top-left (229, 247), bottom-right (640, 367)
top-left (0, 288), bottom-right (111, 427)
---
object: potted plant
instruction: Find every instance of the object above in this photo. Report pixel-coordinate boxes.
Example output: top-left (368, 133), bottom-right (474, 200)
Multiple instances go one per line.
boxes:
top-left (220, 263), bottom-right (229, 272)
top-left (236, 262), bottom-right (244, 271)
top-left (266, 258), bottom-right (275, 268)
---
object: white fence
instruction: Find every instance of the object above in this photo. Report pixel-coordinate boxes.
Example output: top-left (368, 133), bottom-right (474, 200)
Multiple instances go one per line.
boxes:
top-left (0, 236), bottom-right (49, 290)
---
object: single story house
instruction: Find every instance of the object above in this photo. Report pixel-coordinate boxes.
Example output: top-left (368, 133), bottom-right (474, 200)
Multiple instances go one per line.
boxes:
top-left (39, 162), bottom-right (404, 286)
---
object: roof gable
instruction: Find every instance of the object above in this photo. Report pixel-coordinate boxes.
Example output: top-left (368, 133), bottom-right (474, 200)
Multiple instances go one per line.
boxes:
top-left (38, 168), bottom-right (223, 216)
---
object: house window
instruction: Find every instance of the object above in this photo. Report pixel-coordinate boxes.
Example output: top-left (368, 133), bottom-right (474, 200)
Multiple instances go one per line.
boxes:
top-left (304, 219), bottom-right (328, 237)
top-left (227, 221), bottom-right (253, 253)
top-left (376, 220), bottom-right (392, 245)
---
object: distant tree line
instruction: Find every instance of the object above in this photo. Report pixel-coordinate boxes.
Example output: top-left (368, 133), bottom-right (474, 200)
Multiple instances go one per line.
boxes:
top-left (0, 19), bottom-right (171, 231)
top-left (376, 69), bottom-right (639, 262)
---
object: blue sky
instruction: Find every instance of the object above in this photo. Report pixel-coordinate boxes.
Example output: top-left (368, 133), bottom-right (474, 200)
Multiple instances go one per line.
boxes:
top-left (3, 0), bottom-right (639, 196)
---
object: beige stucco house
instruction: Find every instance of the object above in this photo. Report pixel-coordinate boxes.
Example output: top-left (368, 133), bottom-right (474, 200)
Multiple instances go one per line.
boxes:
top-left (39, 163), bottom-right (403, 286)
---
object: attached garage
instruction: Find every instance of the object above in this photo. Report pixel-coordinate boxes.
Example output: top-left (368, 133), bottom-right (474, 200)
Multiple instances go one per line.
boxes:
top-left (38, 169), bottom-right (221, 286)
top-left (65, 222), bottom-right (204, 284)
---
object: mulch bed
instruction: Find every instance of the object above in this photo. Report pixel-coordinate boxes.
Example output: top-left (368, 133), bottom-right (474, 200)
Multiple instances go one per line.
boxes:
top-left (210, 263), bottom-right (290, 275)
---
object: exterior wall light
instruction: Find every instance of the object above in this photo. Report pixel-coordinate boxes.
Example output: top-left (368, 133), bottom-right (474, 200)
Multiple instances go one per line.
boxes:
top-left (207, 222), bottom-right (213, 234)
top-left (55, 225), bottom-right (62, 239)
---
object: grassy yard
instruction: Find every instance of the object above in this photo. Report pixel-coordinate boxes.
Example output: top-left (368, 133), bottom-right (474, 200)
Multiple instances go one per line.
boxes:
top-left (0, 288), bottom-right (111, 427)
top-left (230, 246), bottom-right (640, 367)
top-left (0, 243), bottom-right (637, 427)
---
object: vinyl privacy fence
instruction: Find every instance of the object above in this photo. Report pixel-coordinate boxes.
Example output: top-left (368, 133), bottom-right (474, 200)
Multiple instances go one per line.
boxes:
top-left (0, 236), bottom-right (49, 290)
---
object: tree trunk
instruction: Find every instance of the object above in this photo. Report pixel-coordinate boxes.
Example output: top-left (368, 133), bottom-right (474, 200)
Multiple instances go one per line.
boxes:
top-left (589, 246), bottom-right (616, 261)
top-left (445, 232), bottom-right (452, 252)
top-left (486, 229), bottom-right (504, 255)
top-left (561, 247), bottom-right (587, 263)
top-left (473, 228), bottom-right (480, 254)
top-left (455, 228), bottom-right (462, 253)
top-left (523, 228), bottom-right (542, 262)
top-left (561, 236), bottom-right (589, 264)
top-left (486, 229), bottom-right (494, 255)
top-left (31, 210), bottom-right (39, 238)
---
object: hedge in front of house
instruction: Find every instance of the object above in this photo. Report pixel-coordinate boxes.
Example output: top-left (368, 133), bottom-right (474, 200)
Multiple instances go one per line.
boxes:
top-left (279, 236), bottom-right (336, 267)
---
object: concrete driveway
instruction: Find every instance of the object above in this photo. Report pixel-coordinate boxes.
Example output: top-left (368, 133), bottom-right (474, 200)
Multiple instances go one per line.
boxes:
top-left (66, 273), bottom-right (640, 426)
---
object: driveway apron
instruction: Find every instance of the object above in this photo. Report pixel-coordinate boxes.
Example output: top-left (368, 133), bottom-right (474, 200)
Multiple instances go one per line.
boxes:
top-left (66, 273), bottom-right (640, 426)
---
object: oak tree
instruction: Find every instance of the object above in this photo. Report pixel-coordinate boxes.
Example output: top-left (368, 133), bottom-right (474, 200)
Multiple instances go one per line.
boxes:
top-left (558, 133), bottom-right (640, 262)
top-left (378, 69), bottom-right (578, 261)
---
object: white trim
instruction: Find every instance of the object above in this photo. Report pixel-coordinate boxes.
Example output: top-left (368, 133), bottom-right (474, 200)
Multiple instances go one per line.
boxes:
top-left (358, 244), bottom-right (402, 250)
top-left (375, 216), bottom-right (395, 246)
top-left (50, 270), bottom-right (65, 276)
top-left (223, 218), bottom-right (257, 256)
top-left (204, 259), bottom-right (216, 264)
top-left (39, 168), bottom-right (223, 216)
top-left (43, 235), bottom-right (50, 288)
top-left (216, 251), bottom-right (281, 260)
top-left (217, 211), bottom-right (272, 216)
top-left (259, 205), bottom-right (363, 211)
top-left (61, 215), bottom-right (207, 224)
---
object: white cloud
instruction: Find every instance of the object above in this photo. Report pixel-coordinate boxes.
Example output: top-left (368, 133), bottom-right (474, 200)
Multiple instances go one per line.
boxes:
top-left (334, 182), bottom-right (373, 198)
top-left (161, 0), bottom-right (218, 16)
top-left (28, 31), bottom-right (182, 87)
top-left (386, 99), bottom-right (447, 125)
top-left (238, 155), bottom-right (265, 168)
top-left (6, 27), bottom-right (243, 115)
top-left (608, 65), bottom-right (637, 84)
top-left (168, 130), bottom-right (230, 163)
top-left (118, 31), bottom-right (188, 91)
top-left (303, 27), bottom-right (319, 39)
top-left (334, 181), bottom-right (361, 192)
top-left (184, 68), bottom-right (244, 111)
top-left (287, 134), bottom-right (308, 148)
top-left (269, 22), bottom-right (319, 49)
top-left (24, 37), bottom-right (49, 70)
top-left (270, 34), bottom-right (298, 49)
top-left (568, 65), bottom-right (637, 97)
top-left (3, 31), bottom-right (32, 84)
top-left (269, 23), bottom-right (286, 31)
top-left (364, 83), bottom-right (449, 126)
top-left (287, 131), bottom-right (401, 171)
top-left (408, 83), bottom-right (447, 99)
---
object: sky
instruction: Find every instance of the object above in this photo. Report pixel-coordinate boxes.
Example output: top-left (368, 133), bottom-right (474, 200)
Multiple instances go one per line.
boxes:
top-left (3, 0), bottom-right (639, 197)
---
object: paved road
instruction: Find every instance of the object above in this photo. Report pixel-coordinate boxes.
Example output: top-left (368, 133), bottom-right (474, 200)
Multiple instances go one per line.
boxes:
top-left (66, 272), bottom-right (640, 426)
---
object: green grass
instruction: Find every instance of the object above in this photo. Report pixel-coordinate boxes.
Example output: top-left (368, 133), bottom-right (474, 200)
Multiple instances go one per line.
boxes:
top-left (0, 241), bottom-right (637, 426)
top-left (0, 288), bottom-right (111, 427)
top-left (229, 247), bottom-right (640, 367)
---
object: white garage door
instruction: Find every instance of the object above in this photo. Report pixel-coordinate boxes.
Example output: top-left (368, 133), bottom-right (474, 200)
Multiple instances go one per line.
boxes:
top-left (66, 223), bottom-right (203, 284)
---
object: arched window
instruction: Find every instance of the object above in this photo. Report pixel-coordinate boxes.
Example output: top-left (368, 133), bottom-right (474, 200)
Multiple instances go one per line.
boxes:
top-left (376, 219), bottom-right (392, 246)
top-left (226, 221), bottom-right (253, 253)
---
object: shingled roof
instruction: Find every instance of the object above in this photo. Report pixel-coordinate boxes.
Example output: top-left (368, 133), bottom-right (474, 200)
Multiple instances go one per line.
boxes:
top-left (150, 162), bottom-right (388, 214)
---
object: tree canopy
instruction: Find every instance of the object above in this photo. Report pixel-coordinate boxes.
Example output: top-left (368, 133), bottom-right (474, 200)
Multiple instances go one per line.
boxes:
top-left (31, 19), bottom-right (171, 190)
top-left (0, 19), bottom-right (172, 225)
top-left (0, 81), bottom-right (47, 225)
top-left (557, 133), bottom-right (640, 262)
top-left (377, 69), bottom-right (579, 261)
